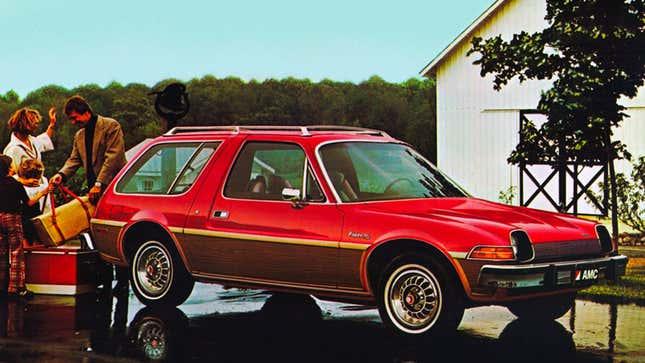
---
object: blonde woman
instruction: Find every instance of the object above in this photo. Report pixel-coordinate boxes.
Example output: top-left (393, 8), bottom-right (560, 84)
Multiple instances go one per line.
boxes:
top-left (3, 107), bottom-right (56, 185)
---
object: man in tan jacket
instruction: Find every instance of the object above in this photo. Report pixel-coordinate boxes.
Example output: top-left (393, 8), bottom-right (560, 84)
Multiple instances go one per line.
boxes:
top-left (50, 95), bottom-right (126, 204)
top-left (50, 95), bottom-right (128, 293)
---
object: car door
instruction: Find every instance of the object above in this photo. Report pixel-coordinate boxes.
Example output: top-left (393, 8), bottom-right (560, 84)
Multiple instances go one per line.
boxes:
top-left (187, 141), bottom-right (343, 289)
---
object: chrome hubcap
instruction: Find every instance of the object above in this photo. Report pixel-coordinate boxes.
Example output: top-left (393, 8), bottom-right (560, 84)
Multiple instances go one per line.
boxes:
top-left (388, 267), bottom-right (441, 330)
top-left (135, 243), bottom-right (171, 297)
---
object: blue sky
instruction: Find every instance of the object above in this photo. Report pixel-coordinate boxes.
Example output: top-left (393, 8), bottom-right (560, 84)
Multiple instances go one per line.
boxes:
top-left (1, 0), bottom-right (493, 97)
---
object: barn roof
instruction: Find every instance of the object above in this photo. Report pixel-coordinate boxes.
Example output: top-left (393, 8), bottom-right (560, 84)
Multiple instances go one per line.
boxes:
top-left (419, 0), bottom-right (508, 78)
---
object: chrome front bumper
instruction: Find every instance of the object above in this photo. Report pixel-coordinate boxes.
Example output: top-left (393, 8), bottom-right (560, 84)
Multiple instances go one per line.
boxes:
top-left (478, 255), bottom-right (628, 291)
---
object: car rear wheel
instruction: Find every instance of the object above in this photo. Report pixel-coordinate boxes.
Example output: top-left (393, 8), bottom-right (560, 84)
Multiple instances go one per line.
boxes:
top-left (131, 240), bottom-right (194, 306)
top-left (377, 254), bottom-right (463, 336)
top-left (507, 293), bottom-right (576, 321)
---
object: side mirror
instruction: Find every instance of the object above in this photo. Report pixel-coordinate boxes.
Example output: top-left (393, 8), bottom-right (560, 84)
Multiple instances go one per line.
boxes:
top-left (282, 188), bottom-right (305, 209)
top-left (282, 187), bottom-right (301, 201)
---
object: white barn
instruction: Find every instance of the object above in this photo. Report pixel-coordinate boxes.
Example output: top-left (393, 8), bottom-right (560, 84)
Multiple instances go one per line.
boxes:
top-left (420, 0), bottom-right (645, 213)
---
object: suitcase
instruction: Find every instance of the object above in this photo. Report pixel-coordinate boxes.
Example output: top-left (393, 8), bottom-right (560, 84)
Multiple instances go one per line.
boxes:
top-left (24, 244), bottom-right (99, 295)
top-left (30, 195), bottom-right (95, 247)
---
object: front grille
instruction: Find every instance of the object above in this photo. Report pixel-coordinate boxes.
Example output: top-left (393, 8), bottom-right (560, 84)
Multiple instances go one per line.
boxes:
top-left (532, 239), bottom-right (602, 261)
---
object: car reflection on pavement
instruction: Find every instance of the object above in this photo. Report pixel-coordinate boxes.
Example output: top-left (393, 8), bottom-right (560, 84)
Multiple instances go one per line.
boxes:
top-left (0, 285), bottom-right (643, 362)
top-left (123, 295), bottom-right (583, 363)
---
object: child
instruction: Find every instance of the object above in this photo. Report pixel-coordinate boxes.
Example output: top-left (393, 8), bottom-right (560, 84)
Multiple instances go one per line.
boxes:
top-left (17, 159), bottom-right (51, 245)
top-left (0, 155), bottom-right (49, 299)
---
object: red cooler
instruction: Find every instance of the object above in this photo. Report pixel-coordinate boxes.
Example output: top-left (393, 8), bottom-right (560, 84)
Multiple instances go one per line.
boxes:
top-left (24, 244), bottom-right (99, 295)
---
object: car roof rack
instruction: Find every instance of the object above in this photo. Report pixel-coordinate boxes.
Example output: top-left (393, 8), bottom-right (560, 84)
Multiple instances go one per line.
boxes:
top-left (163, 125), bottom-right (390, 137)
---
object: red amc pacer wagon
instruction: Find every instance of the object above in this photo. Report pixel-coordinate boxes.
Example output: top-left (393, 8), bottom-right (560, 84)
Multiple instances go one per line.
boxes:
top-left (89, 125), bottom-right (628, 336)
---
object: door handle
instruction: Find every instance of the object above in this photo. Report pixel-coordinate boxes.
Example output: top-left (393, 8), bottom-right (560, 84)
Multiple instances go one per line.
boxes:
top-left (213, 210), bottom-right (229, 218)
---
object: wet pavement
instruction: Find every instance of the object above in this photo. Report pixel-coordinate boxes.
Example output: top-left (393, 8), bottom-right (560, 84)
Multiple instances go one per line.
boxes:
top-left (0, 283), bottom-right (644, 362)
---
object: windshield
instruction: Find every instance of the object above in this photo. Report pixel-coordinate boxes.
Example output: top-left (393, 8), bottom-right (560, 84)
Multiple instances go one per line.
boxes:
top-left (319, 142), bottom-right (469, 202)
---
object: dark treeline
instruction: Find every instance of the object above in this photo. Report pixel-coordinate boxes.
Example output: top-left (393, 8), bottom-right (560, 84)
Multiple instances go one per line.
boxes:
top-left (0, 75), bottom-right (436, 193)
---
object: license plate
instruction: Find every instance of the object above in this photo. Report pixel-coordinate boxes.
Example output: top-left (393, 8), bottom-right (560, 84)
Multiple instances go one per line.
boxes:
top-left (575, 268), bottom-right (599, 281)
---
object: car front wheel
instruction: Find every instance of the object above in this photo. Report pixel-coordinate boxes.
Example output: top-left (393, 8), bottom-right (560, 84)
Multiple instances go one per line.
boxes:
top-left (507, 293), bottom-right (576, 321)
top-left (377, 254), bottom-right (463, 336)
top-left (131, 240), bottom-right (194, 306)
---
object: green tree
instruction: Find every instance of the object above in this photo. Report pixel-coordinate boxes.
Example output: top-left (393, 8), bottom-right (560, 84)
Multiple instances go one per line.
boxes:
top-left (591, 157), bottom-right (645, 233)
top-left (468, 0), bottom-right (645, 236)
top-left (111, 83), bottom-right (160, 149)
top-left (401, 78), bottom-right (437, 163)
top-left (2, 75), bottom-right (438, 194)
top-left (299, 80), bottom-right (347, 124)
top-left (0, 90), bottom-right (21, 143)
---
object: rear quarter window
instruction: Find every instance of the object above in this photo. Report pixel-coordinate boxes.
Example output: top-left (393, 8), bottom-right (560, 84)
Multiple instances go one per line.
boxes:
top-left (116, 142), bottom-right (218, 194)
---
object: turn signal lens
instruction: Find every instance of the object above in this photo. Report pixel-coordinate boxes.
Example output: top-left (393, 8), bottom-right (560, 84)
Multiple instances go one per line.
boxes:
top-left (469, 246), bottom-right (515, 260)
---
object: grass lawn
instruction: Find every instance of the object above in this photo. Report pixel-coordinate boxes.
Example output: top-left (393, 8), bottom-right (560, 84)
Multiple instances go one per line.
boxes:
top-left (577, 246), bottom-right (645, 305)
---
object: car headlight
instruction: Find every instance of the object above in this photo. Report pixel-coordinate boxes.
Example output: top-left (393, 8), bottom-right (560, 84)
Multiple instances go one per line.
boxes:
top-left (595, 225), bottom-right (614, 254)
top-left (510, 230), bottom-right (534, 262)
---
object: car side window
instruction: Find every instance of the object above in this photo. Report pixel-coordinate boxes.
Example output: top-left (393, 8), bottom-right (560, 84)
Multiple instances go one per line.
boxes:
top-left (170, 142), bottom-right (219, 194)
top-left (225, 142), bottom-right (308, 201)
top-left (305, 166), bottom-right (325, 202)
top-left (117, 142), bottom-right (217, 194)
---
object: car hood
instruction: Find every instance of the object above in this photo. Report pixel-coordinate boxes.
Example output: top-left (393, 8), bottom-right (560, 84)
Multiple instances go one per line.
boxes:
top-left (357, 198), bottom-right (598, 243)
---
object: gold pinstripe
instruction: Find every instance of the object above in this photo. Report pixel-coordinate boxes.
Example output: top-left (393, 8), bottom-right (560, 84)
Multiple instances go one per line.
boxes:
top-left (93, 219), bottom-right (372, 251)
top-left (183, 227), bottom-right (371, 250)
top-left (91, 219), bottom-right (127, 228)
top-left (449, 251), bottom-right (468, 259)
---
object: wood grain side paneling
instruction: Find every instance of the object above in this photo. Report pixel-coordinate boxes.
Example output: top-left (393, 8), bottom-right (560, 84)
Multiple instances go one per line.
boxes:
top-left (338, 249), bottom-right (365, 290)
top-left (177, 233), bottom-right (338, 288)
top-left (90, 223), bottom-right (122, 260)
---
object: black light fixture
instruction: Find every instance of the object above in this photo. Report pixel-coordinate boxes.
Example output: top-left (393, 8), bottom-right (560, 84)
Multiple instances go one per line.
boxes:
top-left (149, 82), bottom-right (190, 131)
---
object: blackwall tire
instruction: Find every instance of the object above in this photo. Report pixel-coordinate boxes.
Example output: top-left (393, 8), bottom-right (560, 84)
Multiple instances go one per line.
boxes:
top-left (507, 293), bottom-right (576, 321)
top-left (131, 240), bottom-right (194, 306)
top-left (377, 254), bottom-right (463, 337)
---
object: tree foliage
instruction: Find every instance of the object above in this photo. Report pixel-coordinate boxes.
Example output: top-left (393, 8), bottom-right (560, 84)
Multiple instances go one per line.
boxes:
top-left (590, 157), bottom-right (645, 233)
top-left (610, 157), bottom-right (645, 233)
top-left (468, 0), bottom-right (645, 165)
top-left (0, 76), bottom-right (437, 196)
